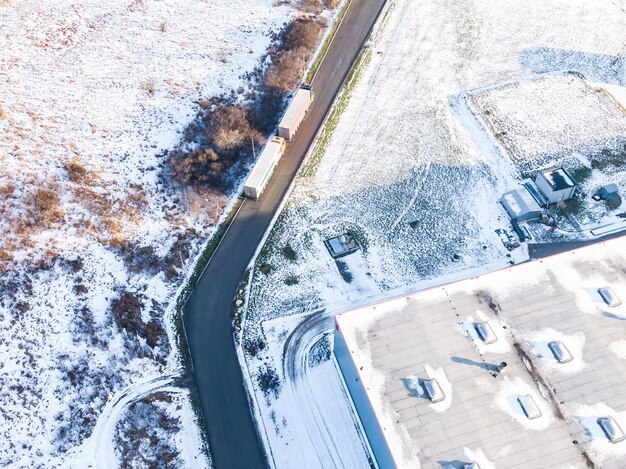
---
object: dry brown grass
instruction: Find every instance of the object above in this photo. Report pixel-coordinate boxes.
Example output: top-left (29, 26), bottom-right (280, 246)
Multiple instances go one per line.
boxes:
top-left (29, 188), bottom-right (65, 227)
top-left (264, 18), bottom-right (325, 92)
top-left (64, 158), bottom-right (87, 183)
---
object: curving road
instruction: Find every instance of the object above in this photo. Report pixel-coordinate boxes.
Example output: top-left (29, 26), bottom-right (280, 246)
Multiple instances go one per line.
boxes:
top-left (182, 1), bottom-right (388, 468)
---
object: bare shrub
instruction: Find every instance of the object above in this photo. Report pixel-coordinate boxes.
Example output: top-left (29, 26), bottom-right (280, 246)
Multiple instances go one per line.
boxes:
top-left (170, 103), bottom-right (262, 188)
top-left (110, 290), bottom-right (167, 350)
top-left (0, 107), bottom-right (6, 118)
top-left (142, 80), bottom-right (156, 96)
top-left (263, 18), bottom-right (324, 92)
top-left (144, 320), bottom-right (165, 348)
top-left (115, 396), bottom-right (181, 469)
top-left (209, 105), bottom-right (260, 150)
top-left (284, 17), bottom-right (325, 51)
top-left (299, 0), bottom-right (323, 14)
top-left (264, 50), bottom-right (306, 91)
top-left (64, 159), bottom-right (87, 183)
top-left (111, 291), bottom-right (144, 336)
top-left (258, 365), bottom-right (280, 397)
top-left (324, 0), bottom-right (339, 8)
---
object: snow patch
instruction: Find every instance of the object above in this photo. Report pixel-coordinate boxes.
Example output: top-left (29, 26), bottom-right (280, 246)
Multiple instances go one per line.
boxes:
top-left (492, 376), bottom-right (554, 431)
top-left (523, 328), bottom-right (586, 374)
top-left (608, 340), bottom-right (626, 361)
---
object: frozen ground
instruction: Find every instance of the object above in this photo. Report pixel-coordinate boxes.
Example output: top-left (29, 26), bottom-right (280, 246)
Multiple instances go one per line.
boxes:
top-left (468, 74), bottom-right (626, 167)
top-left (467, 73), bottom-right (626, 229)
top-left (240, 0), bottom-right (626, 467)
top-left (0, 0), bottom-right (297, 466)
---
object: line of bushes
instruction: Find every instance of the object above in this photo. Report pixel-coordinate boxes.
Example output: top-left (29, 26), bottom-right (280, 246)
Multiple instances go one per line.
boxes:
top-left (167, 16), bottom-right (326, 192)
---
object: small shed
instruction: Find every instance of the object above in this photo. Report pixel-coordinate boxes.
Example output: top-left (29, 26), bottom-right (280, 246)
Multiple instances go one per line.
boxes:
top-left (324, 234), bottom-right (360, 258)
top-left (600, 184), bottom-right (618, 200)
top-left (501, 188), bottom-right (543, 222)
top-left (535, 168), bottom-right (577, 204)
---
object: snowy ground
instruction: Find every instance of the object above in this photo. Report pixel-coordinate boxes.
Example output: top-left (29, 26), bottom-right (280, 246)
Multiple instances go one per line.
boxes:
top-left (0, 0), bottom-right (300, 467)
top-left (467, 73), bottom-right (626, 229)
top-left (240, 0), bottom-right (626, 467)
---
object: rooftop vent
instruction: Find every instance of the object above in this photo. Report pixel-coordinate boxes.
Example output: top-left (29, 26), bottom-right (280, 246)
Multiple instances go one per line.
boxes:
top-left (474, 322), bottom-right (497, 344)
top-left (517, 394), bottom-right (542, 420)
top-left (598, 417), bottom-right (625, 443)
top-left (598, 287), bottom-right (622, 307)
top-left (423, 379), bottom-right (445, 403)
top-left (548, 341), bottom-right (573, 363)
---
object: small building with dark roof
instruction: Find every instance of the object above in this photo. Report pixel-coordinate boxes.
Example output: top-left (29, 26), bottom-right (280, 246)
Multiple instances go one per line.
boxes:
top-left (535, 167), bottom-right (577, 203)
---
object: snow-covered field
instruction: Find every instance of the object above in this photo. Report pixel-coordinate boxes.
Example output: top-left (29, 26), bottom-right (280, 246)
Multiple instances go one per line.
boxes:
top-left (0, 0), bottom-right (300, 466)
top-left (240, 0), bottom-right (626, 467)
top-left (467, 73), bottom-right (626, 228)
top-left (468, 74), bottom-right (626, 167)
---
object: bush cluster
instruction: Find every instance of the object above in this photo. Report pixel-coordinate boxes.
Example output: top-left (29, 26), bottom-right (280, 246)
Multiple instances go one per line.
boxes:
top-left (110, 291), bottom-right (166, 349)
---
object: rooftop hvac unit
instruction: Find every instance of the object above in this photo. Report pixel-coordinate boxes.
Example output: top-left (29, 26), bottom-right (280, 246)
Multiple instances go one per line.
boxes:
top-left (598, 287), bottom-right (622, 307)
top-left (548, 341), bottom-right (573, 363)
top-left (598, 417), bottom-right (626, 443)
top-left (423, 379), bottom-right (445, 403)
top-left (517, 394), bottom-right (542, 420)
top-left (474, 322), bottom-right (498, 344)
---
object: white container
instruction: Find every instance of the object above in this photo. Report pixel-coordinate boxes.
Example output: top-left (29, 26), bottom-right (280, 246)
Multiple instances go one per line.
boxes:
top-left (243, 137), bottom-right (286, 199)
top-left (278, 85), bottom-right (313, 140)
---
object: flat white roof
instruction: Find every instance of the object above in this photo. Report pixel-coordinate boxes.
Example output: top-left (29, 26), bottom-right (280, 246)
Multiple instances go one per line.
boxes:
top-left (336, 236), bottom-right (626, 468)
top-left (541, 167), bottom-right (576, 191)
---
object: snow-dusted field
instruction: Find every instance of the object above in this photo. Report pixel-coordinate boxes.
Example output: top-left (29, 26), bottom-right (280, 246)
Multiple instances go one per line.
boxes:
top-left (467, 73), bottom-right (626, 228)
top-left (468, 74), bottom-right (626, 168)
top-left (0, 0), bottom-right (297, 466)
top-left (240, 0), bottom-right (626, 467)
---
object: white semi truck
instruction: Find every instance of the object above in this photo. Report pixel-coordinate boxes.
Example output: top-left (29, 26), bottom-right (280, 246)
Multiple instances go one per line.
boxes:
top-left (278, 84), bottom-right (314, 140)
top-left (243, 136), bottom-right (286, 199)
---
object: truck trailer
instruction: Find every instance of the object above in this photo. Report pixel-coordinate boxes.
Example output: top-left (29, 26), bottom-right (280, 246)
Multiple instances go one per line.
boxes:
top-left (278, 84), bottom-right (314, 140)
top-left (243, 136), bottom-right (286, 199)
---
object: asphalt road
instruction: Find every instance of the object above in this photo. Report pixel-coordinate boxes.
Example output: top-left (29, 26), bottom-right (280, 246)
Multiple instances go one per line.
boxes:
top-left (529, 229), bottom-right (626, 258)
top-left (182, 1), bottom-right (388, 468)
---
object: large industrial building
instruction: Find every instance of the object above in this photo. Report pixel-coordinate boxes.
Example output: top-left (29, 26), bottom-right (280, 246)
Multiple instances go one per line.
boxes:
top-left (334, 236), bottom-right (626, 468)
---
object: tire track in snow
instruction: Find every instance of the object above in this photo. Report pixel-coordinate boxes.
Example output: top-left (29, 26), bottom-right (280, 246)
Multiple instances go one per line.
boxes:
top-left (283, 312), bottom-right (372, 468)
top-left (88, 373), bottom-right (180, 469)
